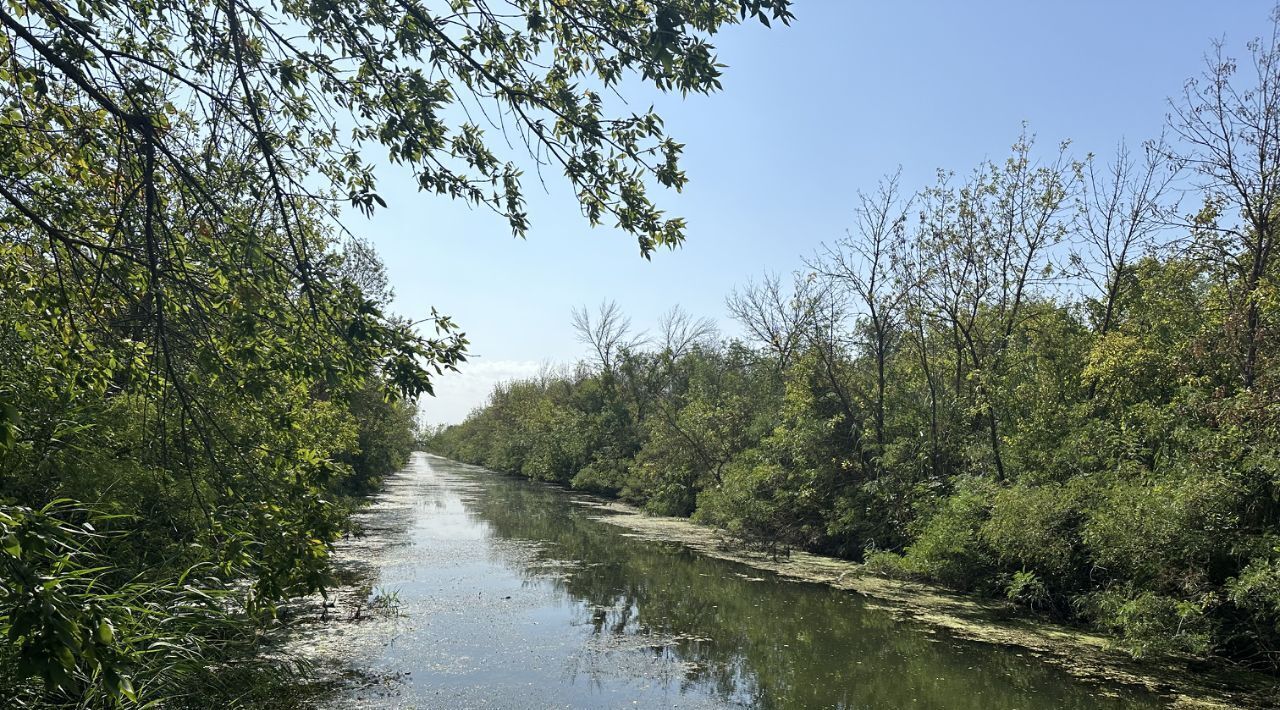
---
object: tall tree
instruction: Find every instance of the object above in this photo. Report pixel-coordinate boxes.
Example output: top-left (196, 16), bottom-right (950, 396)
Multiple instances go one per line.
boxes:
top-left (1075, 140), bottom-right (1176, 338)
top-left (914, 133), bottom-right (1077, 481)
top-left (726, 271), bottom-right (819, 371)
top-left (812, 172), bottom-right (912, 470)
top-left (1168, 17), bottom-right (1280, 387)
top-left (571, 299), bottom-right (644, 376)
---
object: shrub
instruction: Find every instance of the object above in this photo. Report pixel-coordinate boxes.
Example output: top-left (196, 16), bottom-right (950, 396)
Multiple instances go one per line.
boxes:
top-left (1085, 589), bottom-right (1213, 658)
top-left (1004, 570), bottom-right (1051, 611)
top-left (980, 482), bottom-right (1086, 590)
top-left (570, 457), bottom-right (630, 495)
top-left (861, 550), bottom-right (923, 580)
top-left (901, 477), bottom-right (997, 591)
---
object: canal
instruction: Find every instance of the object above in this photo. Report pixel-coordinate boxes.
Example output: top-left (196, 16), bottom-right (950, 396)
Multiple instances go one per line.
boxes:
top-left (290, 453), bottom-right (1163, 708)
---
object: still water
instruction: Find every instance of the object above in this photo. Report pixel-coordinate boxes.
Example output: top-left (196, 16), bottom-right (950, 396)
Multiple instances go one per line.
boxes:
top-left (303, 453), bottom-right (1163, 708)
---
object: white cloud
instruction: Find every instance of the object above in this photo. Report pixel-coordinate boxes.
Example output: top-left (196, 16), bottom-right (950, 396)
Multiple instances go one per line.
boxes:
top-left (416, 358), bottom-right (553, 426)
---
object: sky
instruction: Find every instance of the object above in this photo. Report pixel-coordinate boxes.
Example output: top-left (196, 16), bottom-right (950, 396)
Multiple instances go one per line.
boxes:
top-left (347, 2), bottom-right (1276, 425)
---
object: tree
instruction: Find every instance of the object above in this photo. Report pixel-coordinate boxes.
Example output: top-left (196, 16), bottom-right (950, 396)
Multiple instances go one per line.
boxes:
top-left (727, 271), bottom-right (820, 371)
top-left (1168, 16), bottom-right (1280, 387)
top-left (571, 300), bottom-right (645, 375)
top-left (0, 0), bottom-right (796, 515)
top-left (1075, 141), bottom-right (1176, 338)
top-left (812, 172), bottom-right (912, 470)
top-left (914, 132), bottom-right (1077, 481)
top-left (0, 0), bottom-right (793, 255)
top-left (658, 305), bottom-right (718, 360)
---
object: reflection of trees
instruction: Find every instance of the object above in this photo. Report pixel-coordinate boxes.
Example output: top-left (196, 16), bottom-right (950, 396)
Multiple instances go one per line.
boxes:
top-left (457, 465), bottom-right (1156, 710)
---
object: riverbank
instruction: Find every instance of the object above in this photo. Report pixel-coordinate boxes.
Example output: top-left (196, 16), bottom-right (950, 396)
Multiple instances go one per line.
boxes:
top-left (574, 496), bottom-right (1279, 709)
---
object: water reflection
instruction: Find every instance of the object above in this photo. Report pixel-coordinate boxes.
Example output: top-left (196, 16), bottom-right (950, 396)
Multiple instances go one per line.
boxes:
top-left (322, 455), bottom-right (1162, 709)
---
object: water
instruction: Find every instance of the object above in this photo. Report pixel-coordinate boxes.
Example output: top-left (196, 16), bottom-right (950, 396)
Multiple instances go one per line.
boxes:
top-left (299, 453), bottom-right (1163, 708)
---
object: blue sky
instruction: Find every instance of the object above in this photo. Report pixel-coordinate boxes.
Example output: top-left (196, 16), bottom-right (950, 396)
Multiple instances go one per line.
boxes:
top-left (351, 2), bottom-right (1275, 425)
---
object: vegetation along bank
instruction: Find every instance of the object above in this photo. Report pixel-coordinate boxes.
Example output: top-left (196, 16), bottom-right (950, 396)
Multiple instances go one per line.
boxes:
top-left (427, 15), bottom-right (1280, 684)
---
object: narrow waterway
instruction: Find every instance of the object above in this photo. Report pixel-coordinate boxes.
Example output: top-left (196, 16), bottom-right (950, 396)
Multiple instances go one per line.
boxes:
top-left (291, 453), bottom-right (1164, 708)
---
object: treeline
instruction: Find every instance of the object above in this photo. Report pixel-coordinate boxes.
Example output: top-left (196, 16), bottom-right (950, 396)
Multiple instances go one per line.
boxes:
top-left (428, 29), bottom-right (1280, 671)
